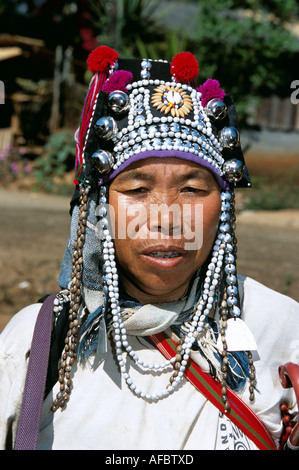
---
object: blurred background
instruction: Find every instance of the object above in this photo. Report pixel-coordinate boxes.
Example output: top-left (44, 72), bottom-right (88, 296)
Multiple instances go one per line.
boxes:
top-left (0, 0), bottom-right (298, 329)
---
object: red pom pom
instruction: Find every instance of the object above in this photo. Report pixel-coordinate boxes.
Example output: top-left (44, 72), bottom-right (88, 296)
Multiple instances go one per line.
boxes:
top-left (170, 52), bottom-right (199, 84)
top-left (87, 46), bottom-right (119, 74)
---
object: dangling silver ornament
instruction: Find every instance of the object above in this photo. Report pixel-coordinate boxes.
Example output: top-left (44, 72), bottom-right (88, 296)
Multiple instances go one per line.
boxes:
top-left (108, 91), bottom-right (130, 115)
top-left (218, 126), bottom-right (240, 149)
top-left (94, 116), bottom-right (118, 140)
top-left (140, 60), bottom-right (151, 79)
top-left (205, 98), bottom-right (227, 120)
top-left (109, 60), bottom-right (119, 76)
top-left (223, 158), bottom-right (244, 183)
top-left (91, 150), bottom-right (114, 174)
top-left (141, 59), bottom-right (152, 70)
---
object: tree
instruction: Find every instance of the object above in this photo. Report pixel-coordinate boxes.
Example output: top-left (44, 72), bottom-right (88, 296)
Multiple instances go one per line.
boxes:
top-left (193, 0), bottom-right (299, 120)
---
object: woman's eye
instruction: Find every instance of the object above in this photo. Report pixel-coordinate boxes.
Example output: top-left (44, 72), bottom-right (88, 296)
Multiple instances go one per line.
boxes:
top-left (181, 186), bottom-right (205, 193)
top-left (126, 187), bottom-right (149, 194)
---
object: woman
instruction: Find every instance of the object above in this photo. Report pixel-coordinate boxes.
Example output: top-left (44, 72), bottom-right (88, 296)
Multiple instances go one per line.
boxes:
top-left (0, 46), bottom-right (298, 451)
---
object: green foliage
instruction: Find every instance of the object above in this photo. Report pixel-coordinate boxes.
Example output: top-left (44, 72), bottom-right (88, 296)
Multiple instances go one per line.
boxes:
top-left (242, 175), bottom-right (299, 210)
top-left (34, 130), bottom-right (75, 193)
top-left (89, 0), bottom-right (167, 58)
top-left (87, 0), bottom-right (298, 120)
top-left (194, 0), bottom-right (299, 120)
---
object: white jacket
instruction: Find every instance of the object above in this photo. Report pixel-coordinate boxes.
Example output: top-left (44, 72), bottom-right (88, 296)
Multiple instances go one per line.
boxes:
top-left (0, 275), bottom-right (298, 450)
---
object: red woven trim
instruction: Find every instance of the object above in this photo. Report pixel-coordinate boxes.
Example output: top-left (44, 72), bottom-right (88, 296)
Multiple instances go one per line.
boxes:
top-left (148, 332), bottom-right (277, 451)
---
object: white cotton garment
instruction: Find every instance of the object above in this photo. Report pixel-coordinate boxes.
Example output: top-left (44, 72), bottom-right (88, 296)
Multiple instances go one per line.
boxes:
top-left (0, 275), bottom-right (298, 450)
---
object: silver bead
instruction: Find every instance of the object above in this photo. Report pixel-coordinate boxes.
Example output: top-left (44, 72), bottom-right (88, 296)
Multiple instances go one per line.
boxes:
top-left (227, 296), bottom-right (238, 307)
top-left (225, 263), bottom-right (236, 274)
top-left (94, 116), bottom-right (118, 140)
top-left (219, 222), bottom-right (230, 233)
top-left (220, 211), bottom-right (230, 222)
top-left (231, 305), bottom-right (241, 317)
top-left (226, 274), bottom-right (237, 285)
top-left (221, 191), bottom-right (232, 201)
top-left (218, 126), bottom-right (240, 149)
top-left (223, 158), bottom-right (244, 183)
top-left (222, 233), bottom-right (232, 244)
top-left (225, 253), bottom-right (235, 264)
top-left (91, 150), bottom-right (114, 174)
top-left (226, 285), bottom-right (238, 296)
top-left (141, 60), bottom-right (152, 70)
top-left (108, 91), bottom-right (130, 115)
top-left (97, 206), bottom-right (107, 218)
top-left (109, 61), bottom-right (119, 76)
top-left (99, 185), bottom-right (107, 195)
top-left (140, 69), bottom-right (150, 79)
top-left (221, 201), bottom-right (231, 211)
top-left (205, 98), bottom-right (227, 120)
top-left (99, 217), bottom-right (109, 230)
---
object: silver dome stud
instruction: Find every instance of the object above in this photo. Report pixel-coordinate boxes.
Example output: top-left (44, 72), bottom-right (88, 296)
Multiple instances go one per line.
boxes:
top-left (223, 158), bottom-right (244, 183)
top-left (94, 116), bottom-right (118, 140)
top-left (108, 90), bottom-right (130, 115)
top-left (218, 126), bottom-right (240, 149)
top-left (91, 150), bottom-right (114, 174)
top-left (205, 98), bottom-right (227, 120)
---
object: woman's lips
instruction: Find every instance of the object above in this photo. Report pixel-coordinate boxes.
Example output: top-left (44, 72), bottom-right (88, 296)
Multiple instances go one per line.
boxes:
top-left (140, 245), bottom-right (188, 269)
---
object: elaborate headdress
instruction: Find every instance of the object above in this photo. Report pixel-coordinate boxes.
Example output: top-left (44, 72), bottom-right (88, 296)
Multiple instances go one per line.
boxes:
top-left (53, 46), bottom-right (255, 412)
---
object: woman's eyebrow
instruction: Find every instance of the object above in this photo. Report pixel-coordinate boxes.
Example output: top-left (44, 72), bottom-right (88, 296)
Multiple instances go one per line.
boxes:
top-left (175, 170), bottom-right (214, 184)
top-left (114, 170), bottom-right (155, 183)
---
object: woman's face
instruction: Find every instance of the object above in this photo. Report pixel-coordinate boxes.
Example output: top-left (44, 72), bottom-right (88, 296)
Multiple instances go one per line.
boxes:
top-left (108, 157), bottom-right (221, 304)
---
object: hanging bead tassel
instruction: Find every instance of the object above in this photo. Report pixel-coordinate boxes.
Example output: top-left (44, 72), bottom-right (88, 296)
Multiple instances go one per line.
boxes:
top-left (219, 188), bottom-right (256, 408)
top-left (231, 190), bottom-right (256, 402)
top-left (219, 290), bottom-right (231, 412)
top-left (52, 184), bottom-right (89, 412)
top-left (248, 351), bottom-right (256, 402)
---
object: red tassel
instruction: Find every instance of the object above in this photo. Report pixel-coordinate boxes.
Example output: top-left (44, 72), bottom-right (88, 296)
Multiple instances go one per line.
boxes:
top-left (87, 45), bottom-right (119, 74)
top-left (170, 51), bottom-right (199, 84)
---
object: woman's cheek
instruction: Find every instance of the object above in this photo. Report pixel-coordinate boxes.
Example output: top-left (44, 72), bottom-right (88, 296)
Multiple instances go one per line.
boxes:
top-left (113, 197), bottom-right (149, 241)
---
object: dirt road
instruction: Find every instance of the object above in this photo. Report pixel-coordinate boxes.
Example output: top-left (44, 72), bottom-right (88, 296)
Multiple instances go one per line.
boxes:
top-left (0, 189), bottom-right (298, 332)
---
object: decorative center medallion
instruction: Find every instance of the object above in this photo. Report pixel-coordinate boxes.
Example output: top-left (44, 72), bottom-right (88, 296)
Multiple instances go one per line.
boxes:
top-left (151, 85), bottom-right (193, 118)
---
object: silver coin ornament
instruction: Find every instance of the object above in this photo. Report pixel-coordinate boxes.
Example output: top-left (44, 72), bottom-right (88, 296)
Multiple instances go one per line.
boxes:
top-left (205, 98), bottom-right (227, 120)
top-left (94, 116), bottom-right (118, 140)
top-left (91, 150), bottom-right (114, 174)
top-left (223, 158), bottom-right (244, 183)
top-left (218, 126), bottom-right (240, 149)
top-left (108, 91), bottom-right (130, 115)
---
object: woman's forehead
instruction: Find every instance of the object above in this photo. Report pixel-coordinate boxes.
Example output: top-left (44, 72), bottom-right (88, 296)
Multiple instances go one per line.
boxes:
top-left (112, 157), bottom-right (218, 184)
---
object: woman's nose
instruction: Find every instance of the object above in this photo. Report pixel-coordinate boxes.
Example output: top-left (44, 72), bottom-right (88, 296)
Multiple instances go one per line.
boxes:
top-left (147, 202), bottom-right (182, 238)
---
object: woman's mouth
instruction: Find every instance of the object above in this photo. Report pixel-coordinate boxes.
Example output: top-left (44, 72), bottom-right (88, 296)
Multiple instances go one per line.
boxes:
top-left (147, 251), bottom-right (181, 258)
top-left (140, 246), bottom-right (188, 268)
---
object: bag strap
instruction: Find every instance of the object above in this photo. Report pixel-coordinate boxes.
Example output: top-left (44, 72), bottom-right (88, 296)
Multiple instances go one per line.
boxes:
top-left (148, 331), bottom-right (277, 451)
top-left (14, 293), bottom-right (57, 450)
